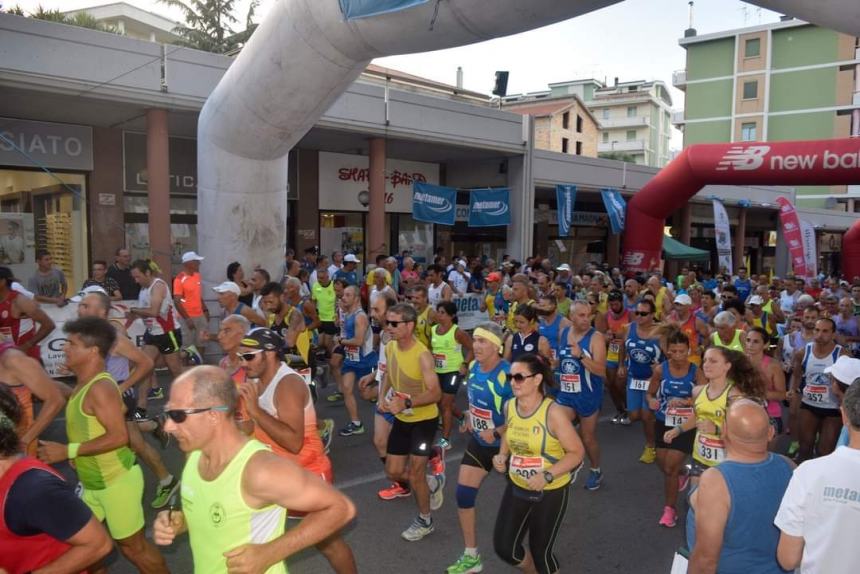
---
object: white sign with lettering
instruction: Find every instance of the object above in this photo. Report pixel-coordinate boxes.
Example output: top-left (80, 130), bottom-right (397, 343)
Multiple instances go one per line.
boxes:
top-left (0, 117), bottom-right (93, 171)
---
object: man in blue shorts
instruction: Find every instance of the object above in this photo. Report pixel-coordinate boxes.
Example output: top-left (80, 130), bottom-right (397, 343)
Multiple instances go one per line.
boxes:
top-left (336, 285), bottom-right (377, 437)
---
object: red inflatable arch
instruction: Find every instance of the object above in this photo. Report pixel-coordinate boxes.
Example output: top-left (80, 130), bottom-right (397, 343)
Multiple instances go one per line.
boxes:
top-left (622, 138), bottom-right (860, 279)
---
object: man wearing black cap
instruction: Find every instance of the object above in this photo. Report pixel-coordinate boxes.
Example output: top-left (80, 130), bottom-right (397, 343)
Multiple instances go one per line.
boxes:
top-left (236, 328), bottom-right (357, 574)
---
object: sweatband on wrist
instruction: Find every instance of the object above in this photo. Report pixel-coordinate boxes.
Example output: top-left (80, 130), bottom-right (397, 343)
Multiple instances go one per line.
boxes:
top-left (67, 443), bottom-right (81, 459)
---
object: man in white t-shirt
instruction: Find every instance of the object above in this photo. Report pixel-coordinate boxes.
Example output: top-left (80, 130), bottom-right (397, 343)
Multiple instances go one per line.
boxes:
top-left (775, 381), bottom-right (860, 574)
top-left (446, 259), bottom-right (470, 296)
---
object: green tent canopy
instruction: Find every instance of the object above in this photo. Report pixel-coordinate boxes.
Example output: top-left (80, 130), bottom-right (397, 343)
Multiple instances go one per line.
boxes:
top-left (662, 234), bottom-right (710, 261)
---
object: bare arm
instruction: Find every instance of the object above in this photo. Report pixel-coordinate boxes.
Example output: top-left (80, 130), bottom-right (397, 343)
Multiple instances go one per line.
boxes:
top-left (341, 313), bottom-right (368, 347)
top-left (241, 305), bottom-right (268, 327)
top-left (33, 516), bottom-right (112, 574)
top-left (545, 402), bottom-right (585, 477)
top-left (112, 333), bottom-right (155, 395)
top-left (133, 281), bottom-right (166, 318)
top-left (4, 351), bottom-right (65, 446)
top-left (688, 468), bottom-right (730, 574)
top-left (776, 533), bottom-right (804, 571)
top-left (302, 299), bottom-right (320, 333)
top-left (503, 335), bottom-right (513, 362)
top-left (766, 360), bottom-right (786, 403)
top-left (14, 296), bottom-right (56, 348)
top-left (455, 328), bottom-right (474, 371)
top-left (788, 349), bottom-right (804, 395)
top-left (242, 375), bottom-right (307, 454)
top-left (583, 330), bottom-right (607, 378)
top-left (647, 363), bottom-right (664, 406)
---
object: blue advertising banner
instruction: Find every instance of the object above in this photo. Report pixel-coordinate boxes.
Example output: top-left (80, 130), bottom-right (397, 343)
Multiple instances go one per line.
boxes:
top-left (555, 184), bottom-right (576, 236)
top-left (339, 0), bottom-right (428, 20)
top-left (600, 188), bottom-right (626, 234)
top-left (468, 188), bottom-right (511, 227)
top-left (412, 182), bottom-right (456, 225)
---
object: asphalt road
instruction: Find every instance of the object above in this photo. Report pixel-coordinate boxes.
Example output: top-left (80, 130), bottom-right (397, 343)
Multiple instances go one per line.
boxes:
top-left (42, 374), bottom-right (687, 573)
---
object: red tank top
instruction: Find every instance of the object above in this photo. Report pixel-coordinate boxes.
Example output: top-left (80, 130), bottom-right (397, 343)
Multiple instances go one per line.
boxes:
top-left (0, 458), bottom-right (74, 574)
top-left (0, 292), bottom-right (39, 360)
top-left (607, 309), bottom-right (630, 333)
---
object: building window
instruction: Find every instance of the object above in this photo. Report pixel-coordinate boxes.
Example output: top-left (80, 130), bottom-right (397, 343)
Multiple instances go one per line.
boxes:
top-left (744, 38), bottom-right (761, 58)
top-left (576, 115), bottom-right (583, 133)
top-left (602, 132), bottom-right (609, 143)
top-left (626, 130), bottom-right (636, 141)
top-left (562, 111), bottom-right (570, 129)
top-left (575, 141), bottom-right (583, 155)
top-left (742, 80), bottom-right (758, 100)
top-left (741, 122), bottom-right (757, 141)
top-left (627, 106), bottom-right (637, 117)
top-left (562, 138), bottom-right (569, 153)
top-left (602, 108), bottom-right (609, 119)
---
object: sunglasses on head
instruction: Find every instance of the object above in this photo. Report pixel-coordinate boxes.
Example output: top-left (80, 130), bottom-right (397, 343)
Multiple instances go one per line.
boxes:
top-left (510, 372), bottom-right (537, 383)
top-left (239, 350), bottom-right (264, 362)
top-left (163, 405), bottom-right (229, 423)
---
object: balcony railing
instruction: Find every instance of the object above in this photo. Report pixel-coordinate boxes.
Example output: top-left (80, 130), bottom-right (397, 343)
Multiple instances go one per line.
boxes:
top-left (672, 69), bottom-right (687, 90)
top-left (598, 139), bottom-right (647, 153)
top-left (671, 110), bottom-right (685, 125)
top-left (600, 116), bottom-right (651, 128)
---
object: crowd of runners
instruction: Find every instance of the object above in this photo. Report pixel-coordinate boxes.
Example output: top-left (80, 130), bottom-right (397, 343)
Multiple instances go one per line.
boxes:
top-left (1, 246), bottom-right (860, 574)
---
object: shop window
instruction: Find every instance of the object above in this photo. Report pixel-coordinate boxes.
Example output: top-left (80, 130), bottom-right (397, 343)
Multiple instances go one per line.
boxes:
top-left (0, 169), bottom-right (87, 294)
top-left (124, 195), bottom-right (197, 274)
top-left (320, 212), bottom-right (365, 269)
top-left (742, 80), bottom-right (758, 100)
top-left (741, 122), bottom-right (757, 141)
top-left (562, 138), bottom-right (570, 153)
top-left (744, 38), bottom-right (761, 58)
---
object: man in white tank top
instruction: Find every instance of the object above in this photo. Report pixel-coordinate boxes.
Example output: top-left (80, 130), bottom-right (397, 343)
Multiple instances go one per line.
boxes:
top-left (426, 264), bottom-right (453, 308)
top-left (789, 318), bottom-right (848, 462)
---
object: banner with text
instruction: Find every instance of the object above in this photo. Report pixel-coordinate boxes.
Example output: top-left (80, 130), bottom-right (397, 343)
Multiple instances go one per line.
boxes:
top-left (600, 188), bottom-right (626, 234)
top-left (712, 198), bottom-right (733, 275)
top-left (800, 219), bottom-right (818, 278)
top-left (468, 188), bottom-right (511, 227)
top-left (412, 182), bottom-right (456, 225)
top-left (775, 196), bottom-right (807, 277)
top-left (452, 293), bottom-right (490, 331)
top-left (555, 184), bottom-right (576, 237)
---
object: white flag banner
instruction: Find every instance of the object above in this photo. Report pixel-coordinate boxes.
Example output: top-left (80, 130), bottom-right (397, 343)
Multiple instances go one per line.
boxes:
top-left (800, 219), bottom-right (818, 278)
top-left (712, 199), bottom-right (733, 275)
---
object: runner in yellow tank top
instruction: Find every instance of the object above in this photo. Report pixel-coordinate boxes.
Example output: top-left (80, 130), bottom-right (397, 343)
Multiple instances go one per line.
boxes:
top-left (37, 316), bottom-right (168, 572)
top-left (409, 286), bottom-right (434, 350)
top-left (153, 366), bottom-right (357, 573)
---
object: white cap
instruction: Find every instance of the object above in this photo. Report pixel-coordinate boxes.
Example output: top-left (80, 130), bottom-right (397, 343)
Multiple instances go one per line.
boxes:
top-left (556, 263), bottom-right (571, 272)
top-left (71, 285), bottom-right (109, 302)
top-left (457, 259), bottom-right (467, 267)
top-left (181, 251), bottom-right (205, 263)
top-left (343, 254), bottom-right (360, 263)
top-left (824, 356), bottom-right (860, 385)
top-left (748, 295), bottom-right (764, 306)
top-left (212, 281), bottom-right (241, 295)
top-left (673, 294), bottom-right (692, 305)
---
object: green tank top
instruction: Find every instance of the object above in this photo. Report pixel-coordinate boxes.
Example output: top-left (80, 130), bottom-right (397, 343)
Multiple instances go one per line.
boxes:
top-left (66, 371), bottom-right (135, 490)
top-left (431, 324), bottom-right (464, 374)
top-left (312, 281), bottom-right (336, 322)
top-left (183, 440), bottom-right (287, 574)
top-left (711, 329), bottom-right (744, 352)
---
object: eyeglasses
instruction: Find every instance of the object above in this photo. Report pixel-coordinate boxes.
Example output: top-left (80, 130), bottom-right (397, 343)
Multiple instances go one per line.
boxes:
top-left (510, 373), bottom-right (537, 383)
top-left (386, 320), bottom-right (407, 327)
top-left (635, 311), bottom-right (651, 317)
top-left (163, 406), bottom-right (229, 423)
top-left (239, 350), bottom-right (264, 362)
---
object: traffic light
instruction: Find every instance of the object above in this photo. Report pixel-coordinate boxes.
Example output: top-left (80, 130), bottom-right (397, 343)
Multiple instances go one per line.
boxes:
top-left (493, 71), bottom-right (509, 97)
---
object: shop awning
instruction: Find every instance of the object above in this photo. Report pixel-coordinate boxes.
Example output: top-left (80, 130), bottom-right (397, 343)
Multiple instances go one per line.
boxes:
top-left (662, 234), bottom-right (710, 261)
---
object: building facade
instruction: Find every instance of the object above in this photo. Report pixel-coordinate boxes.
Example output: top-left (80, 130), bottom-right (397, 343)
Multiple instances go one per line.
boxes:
top-left (674, 18), bottom-right (860, 210)
top-left (62, 1), bottom-right (180, 43)
top-left (504, 96), bottom-right (600, 157)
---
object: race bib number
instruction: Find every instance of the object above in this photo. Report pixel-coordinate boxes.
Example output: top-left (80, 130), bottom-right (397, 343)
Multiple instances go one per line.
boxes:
top-left (697, 435), bottom-right (725, 464)
top-left (666, 406), bottom-right (693, 427)
top-left (560, 373), bottom-right (581, 394)
top-left (344, 345), bottom-right (360, 363)
top-left (608, 341), bottom-right (620, 354)
top-left (434, 354), bottom-right (447, 370)
top-left (510, 455), bottom-right (543, 481)
top-left (470, 405), bottom-right (495, 432)
top-left (629, 378), bottom-right (649, 391)
top-left (803, 384), bottom-right (829, 404)
top-left (375, 361), bottom-right (386, 383)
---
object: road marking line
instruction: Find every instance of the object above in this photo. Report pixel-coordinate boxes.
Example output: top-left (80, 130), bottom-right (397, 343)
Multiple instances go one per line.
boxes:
top-left (337, 450), bottom-right (463, 491)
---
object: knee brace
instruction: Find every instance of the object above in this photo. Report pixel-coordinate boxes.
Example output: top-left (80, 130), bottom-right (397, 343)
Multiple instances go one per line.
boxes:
top-left (456, 484), bottom-right (479, 509)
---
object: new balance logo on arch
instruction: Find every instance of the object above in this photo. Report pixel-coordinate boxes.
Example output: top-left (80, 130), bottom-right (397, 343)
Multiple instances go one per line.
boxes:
top-left (716, 145), bottom-right (770, 171)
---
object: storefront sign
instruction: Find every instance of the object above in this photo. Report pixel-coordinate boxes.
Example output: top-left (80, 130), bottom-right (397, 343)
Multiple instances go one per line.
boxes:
top-left (533, 209), bottom-right (607, 227)
top-left (318, 151), bottom-right (439, 213)
top-left (123, 131), bottom-right (198, 195)
top-left (555, 185), bottom-right (576, 237)
top-left (453, 293), bottom-right (490, 331)
top-left (601, 188), bottom-right (626, 234)
top-left (413, 182), bottom-right (456, 225)
top-left (468, 188), bottom-right (511, 227)
top-left (0, 117), bottom-right (92, 171)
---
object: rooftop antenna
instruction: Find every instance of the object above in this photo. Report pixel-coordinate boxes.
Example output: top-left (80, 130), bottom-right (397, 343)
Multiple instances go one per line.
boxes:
top-left (684, 2), bottom-right (696, 37)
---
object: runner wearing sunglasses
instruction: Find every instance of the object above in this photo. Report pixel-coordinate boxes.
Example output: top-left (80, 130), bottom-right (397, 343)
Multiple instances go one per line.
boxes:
top-left (37, 316), bottom-right (168, 574)
top-left (154, 366), bottom-right (356, 574)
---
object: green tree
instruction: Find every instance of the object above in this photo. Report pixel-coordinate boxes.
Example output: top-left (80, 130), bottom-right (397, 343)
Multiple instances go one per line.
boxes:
top-left (4, 4), bottom-right (119, 33)
top-left (159, 0), bottom-right (258, 53)
top-left (598, 151), bottom-right (638, 163)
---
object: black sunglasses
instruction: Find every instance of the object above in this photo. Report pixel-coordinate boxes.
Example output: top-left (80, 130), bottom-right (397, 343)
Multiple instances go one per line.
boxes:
top-left (510, 373), bottom-right (537, 383)
top-left (239, 350), bottom-right (264, 361)
top-left (386, 319), bottom-right (407, 327)
top-left (635, 311), bottom-right (651, 316)
top-left (163, 406), bottom-right (229, 423)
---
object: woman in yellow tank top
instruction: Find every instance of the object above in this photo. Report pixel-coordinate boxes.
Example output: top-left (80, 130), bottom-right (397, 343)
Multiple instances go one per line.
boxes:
top-left (664, 347), bottom-right (767, 477)
top-left (491, 354), bottom-right (584, 574)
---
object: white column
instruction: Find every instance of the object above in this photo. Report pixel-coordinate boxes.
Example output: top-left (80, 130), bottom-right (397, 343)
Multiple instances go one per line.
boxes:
top-left (506, 115), bottom-right (534, 261)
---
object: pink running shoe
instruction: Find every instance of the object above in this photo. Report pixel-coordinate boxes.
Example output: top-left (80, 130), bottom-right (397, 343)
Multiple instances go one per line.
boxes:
top-left (678, 474), bottom-right (690, 493)
top-left (378, 483), bottom-right (411, 500)
top-left (659, 506), bottom-right (677, 528)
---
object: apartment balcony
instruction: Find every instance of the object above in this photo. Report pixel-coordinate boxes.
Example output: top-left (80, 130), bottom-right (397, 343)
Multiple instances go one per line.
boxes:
top-left (600, 115), bottom-right (651, 129)
top-left (671, 110), bottom-right (685, 126)
top-left (598, 139), bottom-right (647, 153)
top-left (672, 69), bottom-right (687, 91)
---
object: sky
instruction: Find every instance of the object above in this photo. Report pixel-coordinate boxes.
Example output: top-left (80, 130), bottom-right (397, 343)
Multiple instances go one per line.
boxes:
top-left (6, 0), bottom-right (785, 148)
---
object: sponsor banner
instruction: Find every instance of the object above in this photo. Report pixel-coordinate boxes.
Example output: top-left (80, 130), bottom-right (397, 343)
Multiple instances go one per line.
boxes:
top-left (712, 199), bottom-right (733, 275)
top-left (412, 182), bottom-right (456, 225)
top-left (775, 197), bottom-right (807, 278)
top-left (800, 219), bottom-right (818, 278)
top-left (452, 293), bottom-right (490, 331)
top-left (339, 0), bottom-right (428, 20)
top-left (555, 185), bottom-right (576, 237)
top-left (0, 117), bottom-right (93, 171)
top-left (600, 188), bottom-right (626, 234)
top-left (468, 188), bottom-right (511, 227)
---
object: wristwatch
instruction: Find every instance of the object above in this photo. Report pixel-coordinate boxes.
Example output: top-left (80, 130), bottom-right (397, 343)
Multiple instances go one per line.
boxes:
top-left (404, 398), bottom-right (413, 409)
top-left (492, 429), bottom-right (501, 441)
top-left (543, 470), bottom-right (554, 484)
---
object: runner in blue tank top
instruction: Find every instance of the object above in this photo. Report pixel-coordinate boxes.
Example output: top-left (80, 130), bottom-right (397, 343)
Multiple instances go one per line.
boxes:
top-left (556, 300), bottom-right (607, 491)
top-left (618, 298), bottom-right (663, 465)
top-left (647, 328), bottom-right (705, 528)
top-left (337, 285), bottom-right (377, 437)
top-left (536, 294), bottom-right (570, 364)
top-left (504, 305), bottom-right (552, 364)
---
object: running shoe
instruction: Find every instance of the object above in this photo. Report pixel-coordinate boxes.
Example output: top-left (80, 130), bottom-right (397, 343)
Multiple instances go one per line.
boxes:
top-left (151, 477), bottom-right (181, 509)
top-left (132, 407), bottom-right (151, 422)
top-left (378, 483), bottom-right (411, 500)
top-left (610, 411), bottom-right (623, 425)
top-left (639, 446), bottom-right (657, 464)
top-left (584, 469), bottom-right (603, 491)
top-left (430, 479), bottom-right (444, 511)
top-left (326, 392), bottom-right (344, 403)
top-left (677, 473), bottom-right (690, 493)
top-left (338, 421), bottom-right (365, 437)
top-left (618, 412), bottom-right (631, 426)
top-left (787, 440), bottom-right (799, 457)
top-left (429, 445), bottom-right (447, 477)
top-left (658, 506), bottom-right (677, 528)
top-left (447, 553), bottom-right (483, 573)
top-left (184, 345), bottom-right (203, 365)
top-left (401, 516), bottom-right (434, 542)
top-left (436, 437), bottom-right (452, 451)
top-left (148, 387), bottom-right (164, 400)
top-left (319, 418), bottom-right (334, 453)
